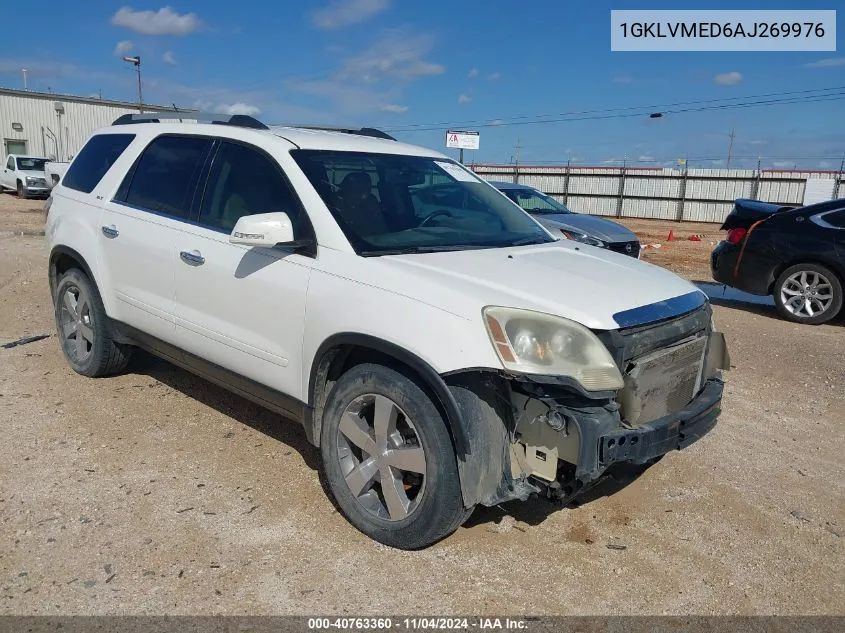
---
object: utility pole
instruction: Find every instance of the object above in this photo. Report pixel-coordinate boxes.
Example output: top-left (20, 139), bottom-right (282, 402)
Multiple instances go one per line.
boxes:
top-left (513, 137), bottom-right (522, 184)
top-left (726, 128), bottom-right (735, 169)
top-left (458, 148), bottom-right (464, 164)
top-left (123, 56), bottom-right (143, 113)
top-left (22, 69), bottom-right (28, 90)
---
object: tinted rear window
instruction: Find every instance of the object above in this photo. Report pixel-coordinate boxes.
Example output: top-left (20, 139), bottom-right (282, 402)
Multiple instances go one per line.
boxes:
top-left (119, 135), bottom-right (213, 220)
top-left (823, 210), bottom-right (845, 228)
top-left (62, 134), bottom-right (135, 193)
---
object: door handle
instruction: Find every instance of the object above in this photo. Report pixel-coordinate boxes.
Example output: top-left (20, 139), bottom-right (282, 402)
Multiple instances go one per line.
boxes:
top-left (180, 249), bottom-right (205, 266)
top-left (101, 225), bottom-right (119, 238)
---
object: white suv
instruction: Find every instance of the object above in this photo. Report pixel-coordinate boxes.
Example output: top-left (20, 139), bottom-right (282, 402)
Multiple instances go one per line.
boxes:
top-left (46, 112), bottom-right (729, 549)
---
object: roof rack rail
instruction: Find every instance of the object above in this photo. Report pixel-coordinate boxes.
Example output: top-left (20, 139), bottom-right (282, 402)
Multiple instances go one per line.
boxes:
top-left (291, 125), bottom-right (396, 141)
top-left (111, 112), bottom-right (269, 130)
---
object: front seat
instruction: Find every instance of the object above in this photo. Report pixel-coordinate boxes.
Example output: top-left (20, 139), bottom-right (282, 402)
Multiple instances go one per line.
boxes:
top-left (338, 172), bottom-right (388, 236)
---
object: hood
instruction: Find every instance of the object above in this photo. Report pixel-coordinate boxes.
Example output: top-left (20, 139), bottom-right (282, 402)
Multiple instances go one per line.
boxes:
top-left (19, 169), bottom-right (47, 179)
top-left (376, 240), bottom-right (701, 330)
top-left (534, 213), bottom-right (639, 243)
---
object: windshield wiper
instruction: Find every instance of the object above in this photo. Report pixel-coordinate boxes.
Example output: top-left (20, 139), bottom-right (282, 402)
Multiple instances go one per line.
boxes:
top-left (506, 236), bottom-right (550, 247)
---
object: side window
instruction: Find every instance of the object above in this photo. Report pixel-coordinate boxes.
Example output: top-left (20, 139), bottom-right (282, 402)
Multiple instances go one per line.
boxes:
top-left (7, 157), bottom-right (16, 170)
top-left (120, 135), bottom-right (212, 219)
top-left (821, 210), bottom-right (845, 229)
top-left (62, 134), bottom-right (135, 193)
top-left (198, 141), bottom-right (304, 234)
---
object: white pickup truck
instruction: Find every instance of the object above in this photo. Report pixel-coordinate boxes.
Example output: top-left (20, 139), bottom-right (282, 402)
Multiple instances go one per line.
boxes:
top-left (1, 154), bottom-right (52, 198)
top-left (44, 161), bottom-right (70, 189)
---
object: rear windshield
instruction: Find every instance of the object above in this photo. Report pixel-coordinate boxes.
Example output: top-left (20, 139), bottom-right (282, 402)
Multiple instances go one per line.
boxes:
top-left (63, 134), bottom-right (135, 194)
top-left (291, 150), bottom-right (551, 255)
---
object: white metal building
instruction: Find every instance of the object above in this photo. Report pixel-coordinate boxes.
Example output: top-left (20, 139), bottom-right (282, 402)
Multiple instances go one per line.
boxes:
top-left (0, 87), bottom-right (179, 162)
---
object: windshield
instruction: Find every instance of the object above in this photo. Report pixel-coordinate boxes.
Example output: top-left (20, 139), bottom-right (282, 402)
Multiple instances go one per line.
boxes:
top-left (16, 158), bottom-right (49, 171)
top-left (291, 150), bottom-right (552, 255)
top-left (502, 187), bottom-right (572, 215)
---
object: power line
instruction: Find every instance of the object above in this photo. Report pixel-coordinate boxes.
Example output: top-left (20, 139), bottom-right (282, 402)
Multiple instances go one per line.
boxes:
top-left (383, 85), bottom-right (845, 133)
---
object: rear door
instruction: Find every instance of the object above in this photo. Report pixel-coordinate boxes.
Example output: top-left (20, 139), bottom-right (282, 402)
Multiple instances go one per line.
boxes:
top-left (100, 134), bottom-right (214, 343)
top-left (172, 138), bottom-right (313, 399)
top-left (1, 156), bottom-right (15, 189)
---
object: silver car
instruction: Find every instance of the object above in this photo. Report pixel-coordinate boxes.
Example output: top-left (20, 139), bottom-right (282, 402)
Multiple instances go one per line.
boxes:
top-left (492, 181), bottom-right (641, 258)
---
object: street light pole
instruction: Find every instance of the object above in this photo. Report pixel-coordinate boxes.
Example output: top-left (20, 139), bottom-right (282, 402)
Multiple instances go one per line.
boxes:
top-left (122, 56), bottom-right (143, 113)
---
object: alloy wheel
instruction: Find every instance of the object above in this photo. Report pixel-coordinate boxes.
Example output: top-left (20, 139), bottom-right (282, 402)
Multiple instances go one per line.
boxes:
top-left (335, 394), bottom-right (427, 522)
top-left (780, 270), bottom-right (834, 319)
top-left (59, 284), bottom-right (95, 362)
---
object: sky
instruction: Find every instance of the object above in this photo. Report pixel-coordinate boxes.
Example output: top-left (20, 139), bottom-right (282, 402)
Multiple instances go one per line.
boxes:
top-left (1, 0), bottom-right (843, 169)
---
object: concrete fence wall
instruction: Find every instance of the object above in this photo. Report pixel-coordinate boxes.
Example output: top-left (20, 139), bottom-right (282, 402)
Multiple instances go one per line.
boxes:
top-left (471, 164), bottom-right (844, 224)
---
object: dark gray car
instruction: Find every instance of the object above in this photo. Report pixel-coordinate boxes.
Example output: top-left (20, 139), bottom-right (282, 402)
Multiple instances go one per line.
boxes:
top-left (491, 181), bottom-right (641, 258)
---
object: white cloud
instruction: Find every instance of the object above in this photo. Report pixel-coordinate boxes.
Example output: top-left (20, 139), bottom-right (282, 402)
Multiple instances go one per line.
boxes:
top-left (490, 119), bottom-right (506, 126)
top-left (487, 71), bottom-right (501, 82)
top-left (114, 40), bottom-right (134, 56)
top-left (714, 71), bottom-right (742, 86)
top-left (771, 160), bottom-right (794, 168)
top-left (111, 6), bottom-right (202, 36)
top-left (638, 155), bottom-right (655, 162)
top-left (804, 57), bottom-right (845, 68)
top-left (458, 94), bottom-right (472, 104)
top-left (336, 31), bottom-right (445, 83)
top-left (379, 103), bottom-right (408, 113)
top-left (612, 75), bottom-right (634, 84)
top-left (468, 68), bottom-right (479, 78)
top-left (818, 160), bottom-right (833, 169)
top-left (218, 102), bottom-right (261, 116)
top-left (194, 99), bottom-right (261, 116)
top-left (311, 0), bottom-right (390, 29)
top-left (162, 51), bottom-right (177, 65)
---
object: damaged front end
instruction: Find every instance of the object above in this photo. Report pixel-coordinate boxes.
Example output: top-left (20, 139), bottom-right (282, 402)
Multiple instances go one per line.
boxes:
top-left (445, 298), bottom-right (731, 508)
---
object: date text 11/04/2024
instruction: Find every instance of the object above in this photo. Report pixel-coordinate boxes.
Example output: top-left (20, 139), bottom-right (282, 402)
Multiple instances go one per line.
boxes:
top-left (307, 618), bottom-right (529, 630)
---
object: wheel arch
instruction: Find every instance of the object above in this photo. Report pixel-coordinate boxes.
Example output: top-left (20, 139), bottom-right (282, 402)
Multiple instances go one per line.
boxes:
top-left (49, 245), bottom-right (98, 297)
top-left (307, 333), bottom-right (469, 456)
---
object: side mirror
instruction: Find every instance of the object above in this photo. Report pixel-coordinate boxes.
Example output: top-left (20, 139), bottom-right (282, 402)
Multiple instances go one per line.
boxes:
top-left (229, 212), bottom-right (295, 247)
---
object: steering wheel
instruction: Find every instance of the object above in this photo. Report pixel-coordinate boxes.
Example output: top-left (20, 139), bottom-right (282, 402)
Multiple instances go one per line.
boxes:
top-left (419, 209), bottom-right (454, 227)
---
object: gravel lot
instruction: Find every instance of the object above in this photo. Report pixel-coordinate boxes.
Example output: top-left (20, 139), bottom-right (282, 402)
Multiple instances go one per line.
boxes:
top-left (0, 192), bottom-right (842, 615)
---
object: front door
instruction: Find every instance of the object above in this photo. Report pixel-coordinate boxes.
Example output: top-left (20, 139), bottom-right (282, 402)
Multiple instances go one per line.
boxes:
top-left (101, 134), bottom-right (214, 343)
top-left (173, 139), bottom-right (313, 400)
top-left (1, 155), bottom-right (16, 189)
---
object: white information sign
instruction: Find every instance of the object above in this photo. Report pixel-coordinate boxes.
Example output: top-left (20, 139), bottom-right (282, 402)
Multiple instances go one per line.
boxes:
top-left (445, 130), bottom-right (480, 150)
top-left (434, 160), bottom-right (478, 182)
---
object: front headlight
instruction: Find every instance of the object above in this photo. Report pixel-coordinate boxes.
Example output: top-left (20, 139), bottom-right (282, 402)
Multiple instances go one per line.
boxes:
top-left (25, 177), bottom-right (37, 185)
top-left (483, 306), bottom-right (624, 391)
top-left (560, 229), bottom-right (605, 248)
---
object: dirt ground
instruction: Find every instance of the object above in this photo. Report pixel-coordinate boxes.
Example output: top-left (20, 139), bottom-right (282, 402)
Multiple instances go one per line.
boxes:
top-left (0, 192), bottom-right (842, 615)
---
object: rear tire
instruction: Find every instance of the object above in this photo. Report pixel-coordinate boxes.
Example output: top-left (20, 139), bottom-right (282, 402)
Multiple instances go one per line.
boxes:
top-left (54, 268), bottom-right (132, 376)
top-left (320, 363), bottom-right (470, 549)
top-left (773, 263), bottom-right (842, 325)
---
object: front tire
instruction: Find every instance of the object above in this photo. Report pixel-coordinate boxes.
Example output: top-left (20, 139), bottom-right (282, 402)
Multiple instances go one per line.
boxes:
top-left (16, 181), bottom-right (26, 199)
top-left (54, 268), bottom-right (132, 376)
top-left (320, 363), bottom-right (470, 549)
top-left (773, 263), bottom-right (843, 325)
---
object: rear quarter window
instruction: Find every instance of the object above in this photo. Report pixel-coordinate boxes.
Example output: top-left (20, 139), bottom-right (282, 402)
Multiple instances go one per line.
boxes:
top-left (821, 209), bottom-right (845, 228)
top-left (62, 134), bottom-right (135, 194)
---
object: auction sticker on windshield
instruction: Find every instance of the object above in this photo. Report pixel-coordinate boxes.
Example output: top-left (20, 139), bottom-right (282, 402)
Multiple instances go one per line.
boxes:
top-left (435, 160), bottom-right (478, 182)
